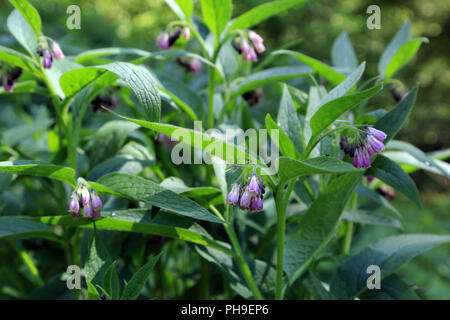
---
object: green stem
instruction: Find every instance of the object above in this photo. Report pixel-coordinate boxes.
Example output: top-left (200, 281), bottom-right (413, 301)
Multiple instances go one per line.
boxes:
top-left (208, 67), bottom-right (215, 128)
top-left (342, 193), bottom-right (358, 255)
top-left (275, 181), bottom-right (295, 300)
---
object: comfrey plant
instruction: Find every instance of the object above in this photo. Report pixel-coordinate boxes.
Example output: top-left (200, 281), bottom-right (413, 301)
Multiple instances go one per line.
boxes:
top-left (0, 0), bottom-right (449, 301)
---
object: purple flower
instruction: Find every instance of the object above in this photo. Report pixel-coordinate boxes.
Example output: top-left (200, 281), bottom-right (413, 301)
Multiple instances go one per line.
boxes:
top-left (83, 203), bottom-right (93, 218)
top-left (247, 175), bottom-right (260, 194)
top-left (43, 49), bottom-right (53, 68)
top-left (91, 192), bottom-right (103, 219)
top-left (367, 127), bottom-right (387, 142)
top-left (242, 88), bottom-right (264, 107)
top-left (239, 190), bottom-right (251, 210)
top-left (227, 183), bottom-right (240, 206)
top-left (51, 41), bottom-right (64, 60)
top-left (243, 47), bottom-right (257, 62)
top-left (250, 197), bottom-right (263, 212)
top-left (68, 194), bottom-right (80, 218)
top-left (248, 31), bottom-right (266, 53)
top-left (241, 39), bottom-right (251, 54)
top-left (2, 77), bottom-right (14, 92)
top-left (81, 187), bottom-right (90, 207)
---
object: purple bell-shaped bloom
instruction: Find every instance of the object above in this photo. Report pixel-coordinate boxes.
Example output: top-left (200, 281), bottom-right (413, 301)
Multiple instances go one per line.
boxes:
top-left (68, 194), bottom-right (80, 218)
top-left (43, 49), bottom-right (53, 68)
top-left (182, 26), bottom-right (190, 40)
top-left (81, 186), bottom-right (90, 207)
top-left (91, 192), bottom-right (103, 219)
top-left (51, 41), bottom-right (65, 60)
top-left (156, 31), bottom-right (171, 50)
top-left (227, 183), bottom-right (240, 206)
top-left (83, 203), bottom-right (93, 218)
top-left (247, 175), bottom-right (260, 194)
top-left (368, 127), bottom-right (387, 142)
top-left (239, 190), bottom-right (251, 210)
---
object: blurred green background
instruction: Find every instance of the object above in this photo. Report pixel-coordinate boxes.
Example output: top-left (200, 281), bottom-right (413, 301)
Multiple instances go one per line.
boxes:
top-left (0, 0), bottom-right (448, 299)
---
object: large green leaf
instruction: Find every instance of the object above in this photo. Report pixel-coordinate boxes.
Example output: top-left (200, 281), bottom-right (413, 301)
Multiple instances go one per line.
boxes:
top-left (44, 59), bottom-right (83, 99)
top-left (84, 232), bottom-right (111, 293)
top-left (227, 0), bottom-right (307, 31)
top-left (165, 0), bottom-right (193, 20)
top-left (60, 62), bottom-right (161, 122)
top-left (0, 45), bottom-right (36, 71)
top-left (0, 161), bottom-right (76, 187)
top-left (342, 210), bottom-right (402, 230)
top-left (385, 38), bottom-right (427, 79)
top-left (331, 32), bottom-right (358, 72)
top-left (375, 87), bottom-right (418, 144)
top-left (95, 173), bottom-right (224, 223)
top-left (330, 234), bottom-right (450, 299)
top-left (200, 0), bottom-right (232, 38)
top-left (277, 85), bottom-right (304, 154)
top-left (367, 155), bottom-right (420, 206)
top-left (7, 9), bottom-right (38, 58)
top-left (272, 50), bottom-right (345, 86)
top-left (0, 217), bottom-right (57, 240)
top-left (277, 156), bottom-right (361, 184)
top-left (360, 274), bottom-right (420, 300)
top-left (9, 0), bottom-right (41, 40)
top-left (378, 21), bottom-right (410, 77)
top-left (384, 151), bottom-right (450, 177)
top-left (120, 253), bottom-right (162, 300)
top-left (74, 47), bottom-right (149, 64)
top-left (284, 172), bottom-right (362, 286)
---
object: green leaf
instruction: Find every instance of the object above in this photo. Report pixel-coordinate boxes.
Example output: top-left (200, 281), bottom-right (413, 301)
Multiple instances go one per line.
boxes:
top-left (1, 117), bottom-right (52, 147)
top-left (378, 21), bottom-right (410, 77)
top-left (277, 85), bottom-right (304, 154)
top-left (273, 50), bottom-right (345, 86)
top-left (342, 210), bottom-right (402, 230)
top-left (120, 253), bottom-right (162, 300)
top-left (375, 87), bottom-right (418, 144)
top-left (367, 155), bottom-right (420, 206)
top-left (85, 232), bottom-right (112, 289)
top-left (330, 234), bottom-right (450, 299)
top-left (74, 47), bottom-right (150, 64)
top-left (9, 0), bottom-right (41, 40)
top-left (0, 217), bottom-right (57, 240)
top-left (228, 0), bottom-right (307, 31)
top-left (355, 185), bottom-right (400, 218)
top-left (165, 0), bottom-right (193, 20)
top-left (0, 161), bottom-right (76, 187)
top-left (0, 45), bottom-right (36, 71)
top-left (360, 274), bottom-right (420, 300)
top-left (231, 66), bottom-right (311, 97)
top-left (21, 209), bottom-right (232, 255)
top-left (7, 9), bottom-right (38, 58)
top-left (308, 83), bottom-right (382, 145)
top-left (103, 261), bottom-right (121, 300)
top-left (200, 0), bottom-right (232, 38)
top-left (88, 120), bottom-right (139, 167)
top-left (265, 114), bottom-right (298, 158)
top-left (87, 156), bottom-right (152, 181)
top-left (60, 62), bottom-right (161, 122)
top-left (95, 173), bottom-right (224, 223)
top-left (284, 172), bottom-right (363, 285)
top-left (331, 32), bottom-right (358, 72)
top-left (385, 38), bottom-right (427, 79)
top-left (44, 59), bottom-right (84, 99)
top-left (384, 151), bottom-right (450, 177)
top-left (277, 157), bottom-right (361, 185)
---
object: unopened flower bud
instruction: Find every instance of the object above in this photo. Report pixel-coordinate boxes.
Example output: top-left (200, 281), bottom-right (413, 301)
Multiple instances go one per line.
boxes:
top-left (182, 26), bottom-right (190, 40)
top-left (43, 49), bottom-right (52, 68)
top-left (81, 186), bottom-right (90, 207)
top-left (51, 40), bottom-right (65, 60)
top-left (68, 194), bottom-right (80, 218)
top-left (227, 183), bottom-right (240, 206)
top-left (91, 192), bottom-right (103, 219)
top-left (156, 31), bottom-right (171, 50)
top-left (83, 203), bottom-right (93, 218)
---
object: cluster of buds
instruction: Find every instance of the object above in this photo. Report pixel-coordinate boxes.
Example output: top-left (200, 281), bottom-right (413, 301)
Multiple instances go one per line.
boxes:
top-left (232, 30), bottom-right (266, 62)
top-left (242, 88), bottom-right (264, 107)
top-left (37, 39), bottom-right (65, 69)
top-left (177, 57), bottom-right (202, 73)
top-left (68, 178), bottom-right (103, 219)
top-left (1, 62), bottom-right (22, 92)
top-left (389, 84), bottom-right (409, 102)
top-left (227, 173), bottom-right (265, 212)
top-left (340, 126), bottom-right (387, 168)
top-left (156, 26), bottom-right (190, 50)
top-left (91, 94), bottom-right (119, 112)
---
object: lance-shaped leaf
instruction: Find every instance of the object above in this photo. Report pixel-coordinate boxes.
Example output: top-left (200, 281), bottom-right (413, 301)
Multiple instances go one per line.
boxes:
top-left (85, 232), bottom-right (112, 293)
top-left (367, 155), bottom-right (420, 206)
top-left (277, 85), bottom-right (304, 154)
top-left (201, 0), bottom-right (232, 38)
top-left (265, 114), bottom-right (298, 159)
top-left (330, 234), bottom-right (450, 299)
top-left (7, 9), bottom-right (38, 58)
top-left (331, 32), bottom-right (358, 72)
top-left (277, 157), bottom-right (362, 184)
top-left (60, 62), bottom-right (161, 122)
top-left (121, 253), bottom-right (162, 300)
top-left (385, 38), bottom-right (427, 79)
top-left (272, 50), bottom-right (345, 86)
top-left (378, 21), bottom-right (410, 77)
top-left (0, 45), bottom-right (36, 71)
top-left (227, 0), bottom-right (307, 32)
top-left (0, 217), bottom-right (58, 240)
top-left (94, 173), bottom-right (223, 223)
top-left (375, 87), bottom-right (418, 144)
top-left (165, 0), bottom-right (193, 20)
top-left (284, 172), bottom-right (363, 285)
top-left (0, 161), bottom-right (76, 187)
top-left (9, 0), bottom-right (41, 40)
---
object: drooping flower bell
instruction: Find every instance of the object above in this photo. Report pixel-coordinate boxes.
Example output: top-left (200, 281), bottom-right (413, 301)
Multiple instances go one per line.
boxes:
top-left (389, 84), bottom-right (409, 102)
top-left (182, 26), bottom-right (191, 40)
top-left (68, 193), bottom-right (80, 218)
top-left (248, 30), bottom-right (265, 53)
top-left (232, 36), bottom-right (259, 62)
top-left (226, 182), bottom-right (240, 206)
top-left (68, 178), bottom-right (103, 220)
top-left (91, 191), bottom-right (103, 219)
top-left (340, 126), bottom-right (387, 168)
top-left (42, 48), bottom-right (53, 69)
top-left (177, 57), bottom-right (202, 73)
top-left (156, 31), bottom-right (171, 50)
top-left (242, 88), bottom-right (264, 107)
top-left (91, 94), bottom-right (119, 112)
top-left (1, 66), bottom-right (22, 92)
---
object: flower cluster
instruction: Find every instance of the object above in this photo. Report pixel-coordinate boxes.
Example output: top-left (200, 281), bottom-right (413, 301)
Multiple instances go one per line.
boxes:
top-left (227, 174), bottom-right (265, 212)
top-left (340, 126), bottom-right (387, 168)
top-left (1, 63), bottom-right (22, 92)
top-left (232, 30), bottom-right (266, 62)
top-left (242, 88), bottom-right (264, 107)
top-left (37, 39), bottom-right (65, 69)
top-left (156, 26), bottom-right (190, 50)
top-left (177, 57), bottom-right (202, 73)
top-left (91, 94), bottom-right (119, 112)
top-left (68, 179), bottom-right (103, 219)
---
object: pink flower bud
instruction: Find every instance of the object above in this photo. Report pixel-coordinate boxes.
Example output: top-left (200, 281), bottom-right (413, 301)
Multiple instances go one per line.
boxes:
top-left (182, 27), bottom-right (190, 40)
top-left (51, 41), bottom-right (65, 60)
